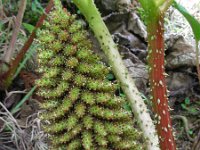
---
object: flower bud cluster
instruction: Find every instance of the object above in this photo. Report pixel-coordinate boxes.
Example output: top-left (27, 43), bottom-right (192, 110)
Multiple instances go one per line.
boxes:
top-left (36, 1), bottom-right (142, 149)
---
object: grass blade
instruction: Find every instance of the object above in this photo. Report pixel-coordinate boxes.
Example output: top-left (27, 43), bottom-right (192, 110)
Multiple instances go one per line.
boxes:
top-left (11, 86), bottom-right (36, 114)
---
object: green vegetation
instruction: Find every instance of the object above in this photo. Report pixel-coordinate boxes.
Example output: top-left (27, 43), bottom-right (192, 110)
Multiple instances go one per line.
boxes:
top-left (0, 0), bottom-right (199, 150)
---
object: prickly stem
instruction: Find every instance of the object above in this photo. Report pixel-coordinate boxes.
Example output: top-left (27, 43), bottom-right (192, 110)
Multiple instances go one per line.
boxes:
top-left (147, 14), bottom-right (176, 150)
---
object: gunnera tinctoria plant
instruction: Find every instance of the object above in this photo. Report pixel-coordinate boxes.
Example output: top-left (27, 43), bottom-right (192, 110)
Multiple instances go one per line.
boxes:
top-left (35, 1), bottom-right (142, 149)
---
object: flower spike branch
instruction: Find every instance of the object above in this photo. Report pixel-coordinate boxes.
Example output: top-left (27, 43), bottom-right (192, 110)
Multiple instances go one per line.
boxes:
top-left (36, 0), bottom-right (142, 149)
top-left (72, 0), bottom-right (159, 149)
top-left (138, 0), bottom-right (176, 149)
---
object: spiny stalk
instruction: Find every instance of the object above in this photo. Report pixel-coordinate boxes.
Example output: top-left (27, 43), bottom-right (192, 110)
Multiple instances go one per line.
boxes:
top-left (138, 0), bottom-right (176, 149)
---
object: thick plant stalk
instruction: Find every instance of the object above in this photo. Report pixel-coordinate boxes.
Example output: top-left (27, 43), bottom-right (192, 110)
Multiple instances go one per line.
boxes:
top-left (147, 12), bottom-right (176, 150)
top-left (73, 0), bottom-right (160, 149)
top-left (137, 0), bottom-right (176, 149)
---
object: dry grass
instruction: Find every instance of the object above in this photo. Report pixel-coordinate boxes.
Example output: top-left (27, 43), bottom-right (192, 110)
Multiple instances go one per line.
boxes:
top-left (0, 102), bottom-right (48, 150)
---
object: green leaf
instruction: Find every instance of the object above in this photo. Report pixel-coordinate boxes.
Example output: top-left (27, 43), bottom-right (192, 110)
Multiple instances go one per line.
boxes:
top-left (0, 21), bottom-right (3, 31)
top-left (31, 0), bottom-right (43, 14)
top-left (181, 104), bottom-right (198, 115)
top-left (188, 129), bottom-right (193, 135)
top-left (23, 23), bottom-right (35, 33)
top-left (123, 102), bottom-right (132, 112)
top-left (119, 93), bottom-right (126, 98)
top-left (32, 1), bottom-right (37, 12)
top-left (181, 103), bottom-right (187, 110)
top-left (184, 97), bottom-right (190, 105)
top-left (106, 73), bottom-right (115, 80)
top-left (34, 0), bottom-right (43, 10)
top-left (173, 1), bottom-right (200, 41)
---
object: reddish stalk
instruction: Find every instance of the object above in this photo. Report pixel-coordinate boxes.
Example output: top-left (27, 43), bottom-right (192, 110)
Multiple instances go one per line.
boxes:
top-left (0, 0), bottom-right (54, 89)
top-left (147, 15), bottom-right (176, 149)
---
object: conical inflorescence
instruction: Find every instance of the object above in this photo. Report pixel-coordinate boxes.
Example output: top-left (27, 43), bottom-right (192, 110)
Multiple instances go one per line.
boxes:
top-left (35, 1), bottom-right (142, 149)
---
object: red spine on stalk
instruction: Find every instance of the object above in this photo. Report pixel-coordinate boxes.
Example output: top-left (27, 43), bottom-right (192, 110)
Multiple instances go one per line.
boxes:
top-left (147, 15), bottom-right (176, 150)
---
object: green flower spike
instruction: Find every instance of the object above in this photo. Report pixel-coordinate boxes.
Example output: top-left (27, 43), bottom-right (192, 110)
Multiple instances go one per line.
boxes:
top-left (35, 0), bottom-right (143, 149)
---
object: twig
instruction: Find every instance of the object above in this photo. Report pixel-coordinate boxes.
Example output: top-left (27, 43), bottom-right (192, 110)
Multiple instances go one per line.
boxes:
top-left (4, 90), bottom-right (27, 101)
top-left (0, 0), bottom-right (54, 89)
top-left (0, 102), bottom-right (21, 129)
top-left (192, 130), bottom-right (200, 150)
top-left (3, 0), bottom-right (27, 63)
top-left (192, 119), bottom-right (200, 129)
top-left (172, 115), bottom-right (195, 142)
